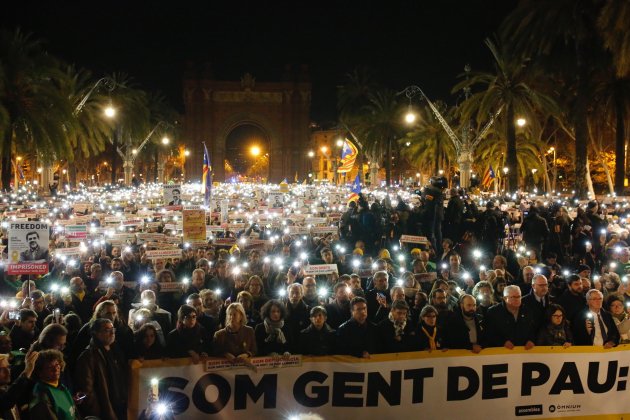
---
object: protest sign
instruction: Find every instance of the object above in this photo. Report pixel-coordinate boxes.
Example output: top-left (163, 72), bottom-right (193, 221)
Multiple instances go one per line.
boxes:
top-left (8, 222), bottom-right (49, 275)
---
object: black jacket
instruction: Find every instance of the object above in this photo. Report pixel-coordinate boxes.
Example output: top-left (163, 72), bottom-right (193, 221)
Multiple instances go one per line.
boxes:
top-left (336, 318), bottom-right (377, 357)
top-left (443, 310), bottom-right (484, 350)
top-left (572, 309), bottom-right (620, 346)
top-left (375, 317), bottom-right (417, 353)
top-left (298, 323), bottom-right (336, 356)
top-left (521, 292), bottom-right (551, 332)
top-left (285, 300), bottom-right (311, 339)
top-left (483, 302), bottom-right (537, 347)
top-left (324, 301), bottom-right (351, 330)
top-left (555, 290), bottom-right (587, 323)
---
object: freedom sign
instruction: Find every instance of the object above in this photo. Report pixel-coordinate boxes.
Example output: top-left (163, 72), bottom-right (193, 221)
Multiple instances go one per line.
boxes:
top-left (129, 346), bottom-right (630, 419)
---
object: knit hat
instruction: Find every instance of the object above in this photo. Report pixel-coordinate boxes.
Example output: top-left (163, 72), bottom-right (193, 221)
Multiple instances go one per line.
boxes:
top-left (410, 248), bottom-right (422, 255)
top-left (229, 245), bottom-right (240, 254)
top-left (353, 248), bottom-right (364, 256)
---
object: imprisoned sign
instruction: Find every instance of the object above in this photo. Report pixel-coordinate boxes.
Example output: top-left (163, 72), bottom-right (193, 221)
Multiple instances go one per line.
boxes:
top-left (8, 222), bottom-right (49, 275)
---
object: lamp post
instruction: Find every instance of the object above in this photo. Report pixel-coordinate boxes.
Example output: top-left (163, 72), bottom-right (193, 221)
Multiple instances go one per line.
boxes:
top-left (120, 122), bottom-right (173, 186)
top-left (503, 167), bottom-right (509, 192)
top-left (400, 66), bottom-right (502, 190)
top-left (157, 135), bottom-right (170, 184)
top-left (14, 156), bottom-right (22, 190)
top-left (548, 146), bottom-right (557, 192)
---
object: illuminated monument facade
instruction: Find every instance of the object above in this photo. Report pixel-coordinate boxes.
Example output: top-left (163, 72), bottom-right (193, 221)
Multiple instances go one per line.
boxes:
top-left (182, 64), bottom-right (312, 183)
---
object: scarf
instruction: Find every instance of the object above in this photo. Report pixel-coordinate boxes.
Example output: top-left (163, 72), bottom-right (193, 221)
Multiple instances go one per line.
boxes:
top-left (388, 312), bottom-right (407, 338)
top-left (421, 324), bottom-right (437, 350)
top-left (263, 317), bottom-right (286, 344)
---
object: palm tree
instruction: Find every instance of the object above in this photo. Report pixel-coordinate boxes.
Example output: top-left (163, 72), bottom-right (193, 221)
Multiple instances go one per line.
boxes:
top-left (453, 36), bottom-right (557, 192)
top-left (0, 29), bottom-right (75, 190)
top-left (401, 103), bottom-right (456, 176)
top-left (105, 73), bottom-right (150, 184)
top-left (361, 88), bottom-right (403, 186)
top-left (61, 66), bottom-right (113, 186)
top-left (501, 0), bottom-right (608, 197)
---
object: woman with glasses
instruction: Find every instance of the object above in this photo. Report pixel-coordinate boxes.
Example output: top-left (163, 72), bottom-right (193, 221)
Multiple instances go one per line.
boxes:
top-left (416, 305), bottom-right (444, 351)
top-left (536, 304), bottom-right (572, 347)
top-left (166, 305), bottom-right (210, 363)
top-left (29, 349), bottom-right (79, 419)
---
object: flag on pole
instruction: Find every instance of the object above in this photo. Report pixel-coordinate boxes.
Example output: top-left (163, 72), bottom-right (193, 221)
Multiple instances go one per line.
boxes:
top-left (347, 174), bottom-right (361, 203)
top-left (202, 142), bottom-right (212, 207)
top-left (337, 139), bottom-right (358, 173)
top-left (481, 165), bottom-right (495, 189)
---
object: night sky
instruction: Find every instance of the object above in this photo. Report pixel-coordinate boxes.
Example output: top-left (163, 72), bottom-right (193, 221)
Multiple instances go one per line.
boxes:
top-left (2, 1), bottom-right (516, 122)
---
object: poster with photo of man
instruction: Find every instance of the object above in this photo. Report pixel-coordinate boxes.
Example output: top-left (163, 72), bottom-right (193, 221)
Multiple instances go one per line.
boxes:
top-left (269, 193), bottom-right (284, 209)
top-left (8, 222), bottom-right (50, 275)
top-left (163, 184), bottom-right (182, 206)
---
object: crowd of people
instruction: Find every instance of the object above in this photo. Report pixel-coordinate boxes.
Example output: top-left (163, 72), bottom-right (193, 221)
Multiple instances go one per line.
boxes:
top-left (0, 179), bottom-right (629, 419)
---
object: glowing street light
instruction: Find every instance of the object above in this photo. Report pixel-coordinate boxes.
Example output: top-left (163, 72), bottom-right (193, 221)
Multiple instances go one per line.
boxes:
top-left (516, 118), bottom-right (526, 127)
top-left (336, 138), bottom-right (344, 148)
top-left (307, 150), bottom-right (315, 158)
top-left (405, 111), bottom-right (416, 124)
top-left (184, 149), bottom-right (190, 157)
top-left (104, 106), bottom-right (116, 118)
top-left (320, 146), bottom-right (328, 154)
top-left (250, 145), bottom-right (261, 157)
top-left (161, 136), bottom-right (170, 145)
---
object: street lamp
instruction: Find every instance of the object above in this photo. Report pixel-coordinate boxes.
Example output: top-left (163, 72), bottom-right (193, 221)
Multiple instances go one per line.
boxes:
top-left (250, 145), bottom-right (261, 157)
top-left (516, 118), bottom-right (527, 127)
top-left (547, 146), bottom-right (557, 192)
top-left (104, 106), bottom-right (116, 118)
top-left (162, 136), bottom-right (170, 145)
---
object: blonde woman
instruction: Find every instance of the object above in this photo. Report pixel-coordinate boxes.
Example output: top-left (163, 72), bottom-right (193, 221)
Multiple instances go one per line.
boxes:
top-left (213, 303), bottom-right (257, 362)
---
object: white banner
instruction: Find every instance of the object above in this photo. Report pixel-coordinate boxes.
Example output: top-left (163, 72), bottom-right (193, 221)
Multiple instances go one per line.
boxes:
top-left (129, 347), bottom-right (630, 419)
top-left (303, 263), bottom-right (339, 275)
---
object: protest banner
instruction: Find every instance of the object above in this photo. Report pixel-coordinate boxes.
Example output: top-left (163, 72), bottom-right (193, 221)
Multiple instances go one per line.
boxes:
top-left (400, 235), bottom-right (429, 244)
top-left (183, 208), bottom-right (206, 243)
top-left (8, 222), bottom-right (49, 275)
top-left (303, 264), bottom-right (339, 275)
top-left (144, 249), bottom-right (183, 260)
top-left (53, 247), bottom-right (83, 257)
top-left (65, 225), bottom-right (88, 239)
top-left (310, 226), bottom-right (339, 235)
top-left (129, 346), bottom-right (630, 420)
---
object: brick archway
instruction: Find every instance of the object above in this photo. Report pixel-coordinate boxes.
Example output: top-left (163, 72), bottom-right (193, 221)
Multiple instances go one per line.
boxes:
top-left (182, 69), bottom-right (311, 183)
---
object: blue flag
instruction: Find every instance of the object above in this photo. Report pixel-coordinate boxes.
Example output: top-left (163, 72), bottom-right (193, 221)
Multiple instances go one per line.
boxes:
top-left (202, 142), bottom-right (212, 207)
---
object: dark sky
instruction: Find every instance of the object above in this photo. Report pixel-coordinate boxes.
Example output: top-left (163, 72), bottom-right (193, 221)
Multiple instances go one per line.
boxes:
top-left (2, 1), bottom-right (516, 122)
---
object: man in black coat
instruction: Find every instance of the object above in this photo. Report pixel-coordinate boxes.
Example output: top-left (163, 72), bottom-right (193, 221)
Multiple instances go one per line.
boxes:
top-left (444, 188), bottom-right (464, 242)
top-left (520, 206), bottom-right (550, 261)
top-left (443, 294), bottom-right (484, 353)
top-left (324, 283), bottom-right (351, 329)
top-left (555, 275), bottom-right (587, 322)
top-left (336, 297), bottom-right (377, 358)
top-left (572, 289), bottom-right (619, 348)
top-left (375, 300), bottom-right (417, 354)
top-left (483, 285), bottom-right (537, 349)
top-left (365, 271), bottom-right (391, 322)
top-left (521, 274), bottom-right (552, 332)
top-left (298, 306), bottom-right (336, 356)
top-left (285, 283), bottom-right (311, 340)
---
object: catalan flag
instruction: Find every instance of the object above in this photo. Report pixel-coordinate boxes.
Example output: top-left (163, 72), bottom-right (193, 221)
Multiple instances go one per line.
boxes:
top-left (347, 174), bottom-right (361, 203)
top-left (481, 165), bottom-right (496, 189)
top-left (202, 142), bottom-right (212, 207)
top-left (337, 139), bottom-right (358, 173)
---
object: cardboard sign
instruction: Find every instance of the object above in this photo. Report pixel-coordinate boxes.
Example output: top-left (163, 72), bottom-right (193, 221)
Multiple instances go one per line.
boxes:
top-left (8, 221), bottom-right (50, 275)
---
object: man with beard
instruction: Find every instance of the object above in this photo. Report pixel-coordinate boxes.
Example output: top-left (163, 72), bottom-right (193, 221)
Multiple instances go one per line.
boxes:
top-left (429, 288), bottom-right (452, 326)
top-left (285, 283), bottom-right (311, 341)
top-left (75, 318), bottom-right (128, 420)
top-left (443, 294), bottom-right (484, 353)
top-left (10, 309), bottom-right (38, 351)
top-left (301, 277), bottom-right (320, 307)
top-left (336, 297), bottom-right (376, 358)
top-left (324, 283), bottom-right (351, 329)
top-left (68, 276), bottom-right (98, 323)
top-left (376, 299), bottom-right (416, 353)
top-left (556, 275), bottom-right (588, 323)
top-left (366, 271), bottom-right (391, 322)
top-left (19, 231), bottom-right (49, 262)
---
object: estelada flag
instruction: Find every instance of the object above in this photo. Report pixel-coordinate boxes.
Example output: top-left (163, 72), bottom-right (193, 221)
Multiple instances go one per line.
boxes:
top-left (337, 140), bottom-right (358, 173)
top-left (481, 165), bottom-right (496, 188)
top-left (347, 174), bottom-right (361, 203)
